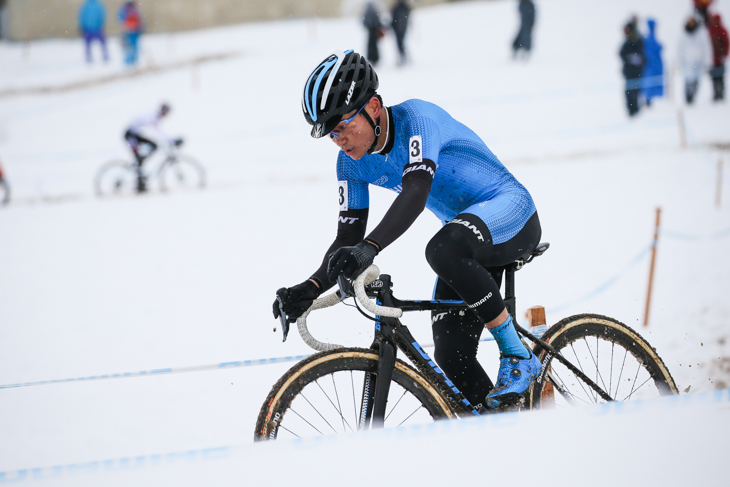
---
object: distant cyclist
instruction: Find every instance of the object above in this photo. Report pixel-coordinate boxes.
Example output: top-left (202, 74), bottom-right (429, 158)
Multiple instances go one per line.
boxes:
top-left (124, 103), bottom-right (181, 193)
top-left (273, 50), bottom-right (543, 410)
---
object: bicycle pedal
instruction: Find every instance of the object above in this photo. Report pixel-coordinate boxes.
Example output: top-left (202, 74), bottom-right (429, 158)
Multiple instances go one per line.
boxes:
top-left (485, 392), bottom-right (527, 413)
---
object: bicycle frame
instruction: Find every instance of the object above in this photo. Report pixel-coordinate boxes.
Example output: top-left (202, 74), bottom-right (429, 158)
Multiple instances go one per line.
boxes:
top-left (355, 273), bottom-right (480, 427)
top-left (347, 267), bottom-right (614, 428)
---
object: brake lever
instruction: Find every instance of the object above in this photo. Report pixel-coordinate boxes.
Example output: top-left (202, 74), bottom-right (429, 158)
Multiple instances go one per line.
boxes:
top-left (276, 295), bottom-right (290, 342)
top-left (336, 274), bottom-right (355, 302)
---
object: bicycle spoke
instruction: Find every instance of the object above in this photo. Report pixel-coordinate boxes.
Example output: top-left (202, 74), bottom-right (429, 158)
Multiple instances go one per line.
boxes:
top-left (299, 389), bottom-right (340, 434)
top-left (550, 367), bottom-right (594, 406)
top-left (277, 424), bottom-right (301, 439)
top-left (567, 343), bottom-right (595, 403)
top-left (625, 363), bottom-right (643, 401)
top-left (384, 389), bottom-right (409, 422)
top-left (609, 342), bottom-right (615, 398)
top-left (350, 371), bottom-right (358, 431)
top-left (582, 336), bottom-right (609, 399)
top-left (288, 407), bottom-right (324, 436)
top-left (329, 374), bottom-right (351, 433)
top-left (313, 378), bottom-right (356, 433)
top-left (620, 375), bottom-right (649, 401)
top-left (396, 405), bottom-right (425, 427)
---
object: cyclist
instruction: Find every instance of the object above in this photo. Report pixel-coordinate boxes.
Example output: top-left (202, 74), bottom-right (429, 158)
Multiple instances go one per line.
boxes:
top-left (273, 50), bottom-right (542, 410)
top-left (123, 103), bottom-right (180, 193)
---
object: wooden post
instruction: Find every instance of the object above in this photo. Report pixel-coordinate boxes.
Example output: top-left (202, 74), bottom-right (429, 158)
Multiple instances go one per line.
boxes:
top-left (527, 306), bottom-right (553, 407)
top-left (717, 157), bottom-right (723, 209)
top-left (644, 208), bottom-right (661, 327)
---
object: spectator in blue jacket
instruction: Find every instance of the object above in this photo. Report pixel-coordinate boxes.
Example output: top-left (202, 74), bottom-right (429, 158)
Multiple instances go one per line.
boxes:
top-left (78, 0), bottom-right (108, 63)
top-left (118, 1), bottom-right (143, 66)
top-left (641, 19), bottom-right (665, 106)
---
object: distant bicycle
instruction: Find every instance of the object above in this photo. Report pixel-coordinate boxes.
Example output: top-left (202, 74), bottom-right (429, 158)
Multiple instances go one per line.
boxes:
top-left (95, 142), bottom-right (206, 197)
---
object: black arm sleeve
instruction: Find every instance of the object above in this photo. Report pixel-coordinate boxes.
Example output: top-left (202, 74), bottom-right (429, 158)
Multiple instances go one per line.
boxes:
top-left (310, 207), bottom-right (369, 291)
top-left (366, 158), bottom-right (435, 251)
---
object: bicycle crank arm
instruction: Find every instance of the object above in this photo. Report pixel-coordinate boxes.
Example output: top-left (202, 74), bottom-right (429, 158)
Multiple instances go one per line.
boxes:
top-left (514, 323), bottom-right (614, 403)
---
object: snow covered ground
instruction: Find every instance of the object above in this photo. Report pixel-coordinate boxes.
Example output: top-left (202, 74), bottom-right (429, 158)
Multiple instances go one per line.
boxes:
top-left (1, 0), bottom-right (729, 484)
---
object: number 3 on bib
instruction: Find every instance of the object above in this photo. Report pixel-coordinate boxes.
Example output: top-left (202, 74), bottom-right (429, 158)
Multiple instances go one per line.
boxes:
top-left (409, 135), bottom-right (422, 164)
top-left (338, 181), bottom-right (348, 211)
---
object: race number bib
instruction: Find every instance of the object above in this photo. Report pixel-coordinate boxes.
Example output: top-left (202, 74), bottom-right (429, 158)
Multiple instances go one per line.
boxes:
top-left (409, 135), bottom-right (423, 164)
top-left (338, 180), bottom-right (348, 211)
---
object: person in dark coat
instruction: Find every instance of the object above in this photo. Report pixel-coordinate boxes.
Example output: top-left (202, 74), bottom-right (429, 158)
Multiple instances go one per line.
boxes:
top-left (363, 2), bottom-right (384, 66)
top-left (707, 13), bottom-right (729, 100)
top-left (512, 0), bottom-right (536, 58)
top-left (391, 0), bottom-right (411, 66)
top-left (641, 19), bottom-right (664, 106)
top-left (619, 21), bottom-right (646, 116)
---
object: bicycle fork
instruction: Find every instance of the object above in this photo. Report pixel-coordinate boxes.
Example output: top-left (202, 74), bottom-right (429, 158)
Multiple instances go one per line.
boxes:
top-left (358, 340), bottom-right (396, 430)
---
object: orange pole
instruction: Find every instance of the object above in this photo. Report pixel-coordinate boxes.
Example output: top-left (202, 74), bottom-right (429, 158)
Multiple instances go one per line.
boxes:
top-left (644, 208), bottom-right (661, 327)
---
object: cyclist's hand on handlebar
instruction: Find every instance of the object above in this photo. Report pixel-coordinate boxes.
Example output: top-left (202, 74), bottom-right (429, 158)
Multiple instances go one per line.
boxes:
top-left (272, 280), bottom-right (321, 323)
top-left (327, 241), bottom-right (379, 282)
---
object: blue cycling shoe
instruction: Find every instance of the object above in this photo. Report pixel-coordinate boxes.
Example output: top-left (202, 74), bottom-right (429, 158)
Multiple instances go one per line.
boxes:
top-left (486, 352), bottom-right (542, 409)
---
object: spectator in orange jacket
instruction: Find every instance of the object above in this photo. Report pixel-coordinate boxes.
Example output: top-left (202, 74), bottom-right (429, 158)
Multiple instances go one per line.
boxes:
top-left (707, 13), bottom-right (729, 100)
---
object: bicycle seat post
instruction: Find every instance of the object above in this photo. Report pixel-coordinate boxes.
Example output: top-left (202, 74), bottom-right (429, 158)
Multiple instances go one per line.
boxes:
top-left (504, 264), bottom-right (517, 323)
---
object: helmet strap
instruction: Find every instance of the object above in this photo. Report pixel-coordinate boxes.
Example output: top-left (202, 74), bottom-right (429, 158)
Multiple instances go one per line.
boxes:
top-left (361, 109), bottom-right (381, 154)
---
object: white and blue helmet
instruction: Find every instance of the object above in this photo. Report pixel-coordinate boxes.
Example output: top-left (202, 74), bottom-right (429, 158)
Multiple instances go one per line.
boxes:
top-left (302, 50), bottom-right (379, 138)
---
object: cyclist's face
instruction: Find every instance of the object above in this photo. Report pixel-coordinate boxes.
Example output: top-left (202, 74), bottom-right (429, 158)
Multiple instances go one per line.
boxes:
top-left (329, 99), bottom-right (377, 160)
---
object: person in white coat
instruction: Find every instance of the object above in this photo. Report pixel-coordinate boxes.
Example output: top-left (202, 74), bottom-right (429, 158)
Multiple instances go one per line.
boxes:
top-left (678, 16), bottom-right (711, 104)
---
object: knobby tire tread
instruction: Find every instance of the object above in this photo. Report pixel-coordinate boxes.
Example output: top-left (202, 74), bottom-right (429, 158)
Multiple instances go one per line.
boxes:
top-left (528, 313), bottom-right (678, 408)
top-left (254, 347), bottom-right (452, 441)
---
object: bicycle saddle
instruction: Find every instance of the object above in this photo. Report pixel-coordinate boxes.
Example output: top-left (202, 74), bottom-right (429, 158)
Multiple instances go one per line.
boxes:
top-left (515, 242), bottom-right (549, 269)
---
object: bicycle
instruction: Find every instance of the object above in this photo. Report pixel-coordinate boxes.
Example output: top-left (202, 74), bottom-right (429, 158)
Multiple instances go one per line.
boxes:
top-left (255, 243), bottom-right (678, 441)
top-left (94, 142), bottom-right (206, 196)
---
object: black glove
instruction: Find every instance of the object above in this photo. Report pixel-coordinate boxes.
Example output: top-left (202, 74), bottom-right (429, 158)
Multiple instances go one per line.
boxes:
top-left (272, 280), bottom-right (321, 323)
top-left (327, 241), bottom-right (379, 282)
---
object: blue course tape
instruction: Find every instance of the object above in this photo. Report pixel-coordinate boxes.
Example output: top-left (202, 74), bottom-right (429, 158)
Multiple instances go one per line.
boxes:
top-left (0, 355), bottom-right (312, 391)
top-left (0, 327), bottom-right (550, 391)
top-left (547, 243), bottom-right (654, 315)
top-left (660, 227), bottom-right (730, 241)
top-left (1, 389), bottom-right (728, 483)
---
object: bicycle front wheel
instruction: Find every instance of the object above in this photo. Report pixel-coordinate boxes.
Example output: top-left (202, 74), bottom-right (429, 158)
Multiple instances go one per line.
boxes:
top-left (158, 155), bottom-right (206, 192)
top-left (95, 160), bottom-right (139, 197)
top-left (528, 314), bottom-right (678, 409)
top-left (254, 348), bottom-right (453, 441)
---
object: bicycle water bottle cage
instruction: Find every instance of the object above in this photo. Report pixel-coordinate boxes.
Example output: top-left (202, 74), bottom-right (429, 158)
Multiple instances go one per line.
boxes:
top-left (276, 296), bottom-right (290, 342)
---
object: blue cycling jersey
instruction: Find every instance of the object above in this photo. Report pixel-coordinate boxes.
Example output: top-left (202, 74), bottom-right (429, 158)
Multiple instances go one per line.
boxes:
top-left (336, 99), bottom-right (536, 244)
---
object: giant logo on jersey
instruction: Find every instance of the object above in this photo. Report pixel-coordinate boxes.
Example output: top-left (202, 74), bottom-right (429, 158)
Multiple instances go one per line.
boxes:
top-left (402, 163), bottom-right (435, 178)
top-left (448, 218), bottom-right (485, 242)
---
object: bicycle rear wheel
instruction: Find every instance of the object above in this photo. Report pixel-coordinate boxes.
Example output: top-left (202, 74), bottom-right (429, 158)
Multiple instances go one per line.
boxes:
top-left (95, 160), bottom-right (139, 197)
top-left (158, 155), bottom-right (206, 192)
top-left (254, 348), bottom-right (453, 441)
top-left (528, 314), bottom-right (678, 409)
